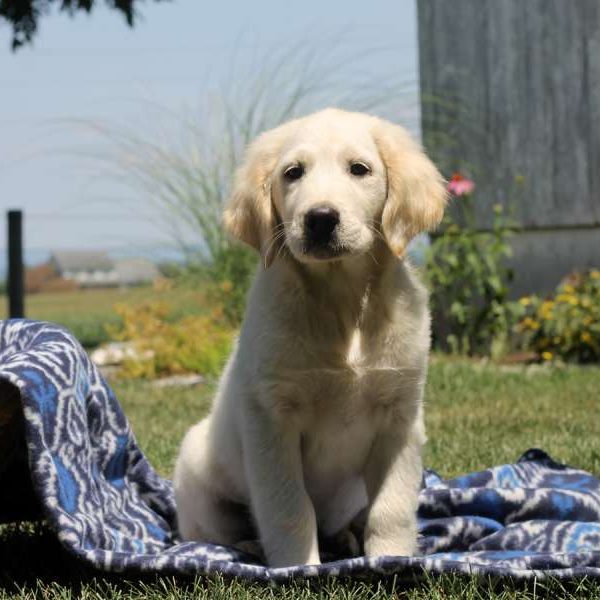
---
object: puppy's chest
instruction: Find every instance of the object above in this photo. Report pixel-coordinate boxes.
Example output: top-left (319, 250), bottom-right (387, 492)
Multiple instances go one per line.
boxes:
top-left (301, 410), bottom-right (375, 480)
top-left (293, 328), bottom-right (405, 422)
top-left (297, 332), bottom-right (409, 495)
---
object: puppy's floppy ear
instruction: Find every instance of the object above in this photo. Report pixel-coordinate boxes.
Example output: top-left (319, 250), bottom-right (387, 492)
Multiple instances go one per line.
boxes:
top-left (371, 118), bottom-right (448, 258)
top-left (223, 121), bottom-right (296, 268)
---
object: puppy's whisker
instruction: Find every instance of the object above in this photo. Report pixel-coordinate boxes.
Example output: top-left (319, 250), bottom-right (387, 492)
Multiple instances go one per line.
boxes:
top-left (367, 222), bottom-right (387, 245)
top-left (274, 220), bottom-right (293, 230)
top-left (263, 229), bottom-right (288, 265)
top-left (367, 250), bottom-right (380, 267)
top-left (274, 241), bottom-right (288, 262)
top-left (273, 229), bottom-right (291, 262)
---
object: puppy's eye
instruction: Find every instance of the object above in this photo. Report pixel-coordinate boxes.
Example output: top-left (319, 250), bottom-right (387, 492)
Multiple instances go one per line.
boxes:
top-left (349, 162), bottom-right (371, 177)
top-left (284, 164), bottom-right (304, 181)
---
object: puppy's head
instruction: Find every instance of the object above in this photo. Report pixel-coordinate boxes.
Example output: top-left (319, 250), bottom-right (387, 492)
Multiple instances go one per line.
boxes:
top-left (223, 109), bottom-right (447, 267)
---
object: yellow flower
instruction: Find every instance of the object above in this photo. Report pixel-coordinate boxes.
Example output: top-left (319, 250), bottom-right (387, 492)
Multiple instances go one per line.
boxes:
top-left (591, 270), bottom-right (600, 280)
top-left (519, 297), bottom-right (532, 306)
top-left (220, 280), bottom-right (233, 293)
top-left (539, 301), bottom-right (554, 319)
top-left (556, 293), bottom-right (578, 305)
top-left (541, 351), bottom-right (553, 361)
top-left (581, 332), bottom-right (592, 343)
top-left (563, 284), bottom-right (575, 294)
top-left (521, 317), bottom-right (540, 330)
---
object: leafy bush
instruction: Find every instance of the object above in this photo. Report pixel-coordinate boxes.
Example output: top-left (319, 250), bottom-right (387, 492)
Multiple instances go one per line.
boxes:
top-left (425, 174), bottom-right (518, 357)
top-left (66, 316), bottom-right (117, 349)
top-left (174, 246), bottom-right (257, 327)
top-left (108, 302), bottom-right (235, 379)
top-left (516, 270), bottom-right (600, 363)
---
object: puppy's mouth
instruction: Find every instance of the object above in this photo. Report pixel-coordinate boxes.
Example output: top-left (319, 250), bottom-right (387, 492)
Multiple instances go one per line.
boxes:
top-left (285, 232), bottom-right (354, 263)
top-left (302, 241), bottom-right (350, 261)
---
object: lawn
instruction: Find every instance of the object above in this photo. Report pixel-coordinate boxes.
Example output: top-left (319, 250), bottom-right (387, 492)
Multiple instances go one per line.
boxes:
top-left (1, 359), bottom-right (599, 599)
top-left (0, 286), bottom-right (209, 348)
top-left (115, 360), bottom-right (600, 481)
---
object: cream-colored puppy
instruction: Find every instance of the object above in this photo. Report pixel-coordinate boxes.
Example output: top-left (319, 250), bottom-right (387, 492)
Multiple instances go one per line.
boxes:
top-left (174, 108), bottom-right (446, 568)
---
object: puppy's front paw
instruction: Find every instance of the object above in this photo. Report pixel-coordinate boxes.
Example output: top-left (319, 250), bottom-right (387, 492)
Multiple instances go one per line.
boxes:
top-left (233, 539), bottom-right (266, 563)
top-left (364, 528), bottom-right (417, 558)
top-left (320, 527), bottom-right (362, 561)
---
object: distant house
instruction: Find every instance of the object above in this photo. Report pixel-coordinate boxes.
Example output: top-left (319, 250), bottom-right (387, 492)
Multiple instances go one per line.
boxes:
top-left (50, 251), bottom-right (119, 288)
top-left (114, 258), bottom-right (160, 286)
top-left (48, 251), bottom-right (159, 289)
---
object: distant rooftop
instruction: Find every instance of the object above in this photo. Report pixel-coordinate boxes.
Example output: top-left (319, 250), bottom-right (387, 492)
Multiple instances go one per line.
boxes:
top-left (115, 258), bottom-right (160, 285)
top-left (50, 250), bottom-right (114, 273)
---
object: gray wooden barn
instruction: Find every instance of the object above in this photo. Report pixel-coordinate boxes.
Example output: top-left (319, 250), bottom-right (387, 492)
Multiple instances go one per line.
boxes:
top-left (417, 0), bottom-right (599, 297)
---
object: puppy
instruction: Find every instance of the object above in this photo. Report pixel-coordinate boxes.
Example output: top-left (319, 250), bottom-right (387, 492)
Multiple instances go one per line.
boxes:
top-left (174, 108), bottom-right (446, 567)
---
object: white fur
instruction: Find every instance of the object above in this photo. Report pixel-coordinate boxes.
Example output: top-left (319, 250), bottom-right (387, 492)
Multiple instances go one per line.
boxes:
top-left (174, 108), bottom-right (447, 568)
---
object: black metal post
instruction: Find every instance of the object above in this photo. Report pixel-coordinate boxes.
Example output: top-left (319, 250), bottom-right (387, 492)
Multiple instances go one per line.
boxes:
top-left (7, 210), bottom-right (24, 319)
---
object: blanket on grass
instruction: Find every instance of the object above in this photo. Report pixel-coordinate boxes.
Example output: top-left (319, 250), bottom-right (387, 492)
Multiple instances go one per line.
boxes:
top-left (0, 319), bottom-right (599, 582)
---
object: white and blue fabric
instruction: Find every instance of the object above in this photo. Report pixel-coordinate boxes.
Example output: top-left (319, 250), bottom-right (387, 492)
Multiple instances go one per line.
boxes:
top-left (0, 319), bottom-right (599, 581)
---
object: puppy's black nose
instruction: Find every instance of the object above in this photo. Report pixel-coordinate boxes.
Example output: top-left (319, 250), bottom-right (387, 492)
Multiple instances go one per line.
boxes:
top-left (304, 206), bottom-right (340, 245)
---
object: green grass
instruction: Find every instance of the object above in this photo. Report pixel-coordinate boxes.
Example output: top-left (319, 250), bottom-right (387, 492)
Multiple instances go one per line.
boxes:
top-left (117, 380), bottom-right (214, 477)
top-left (1, 286), bottom-right (210, 348)
top-left (1, 359), bottom-right (599, 598)
top-left (424, 358), bottom-right (600, 477)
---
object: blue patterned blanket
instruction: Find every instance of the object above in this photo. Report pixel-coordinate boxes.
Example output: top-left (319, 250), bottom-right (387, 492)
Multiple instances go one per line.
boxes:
top-left (0, 319), bottom-right (599, 582)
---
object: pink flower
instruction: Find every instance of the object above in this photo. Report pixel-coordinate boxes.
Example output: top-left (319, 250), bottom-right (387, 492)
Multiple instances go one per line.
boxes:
top-left (447, 173), bottom-right (475, 196)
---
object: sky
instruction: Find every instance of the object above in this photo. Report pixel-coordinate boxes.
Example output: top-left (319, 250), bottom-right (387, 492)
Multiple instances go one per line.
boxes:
top-left (0, 0), bottom-right (419, 266)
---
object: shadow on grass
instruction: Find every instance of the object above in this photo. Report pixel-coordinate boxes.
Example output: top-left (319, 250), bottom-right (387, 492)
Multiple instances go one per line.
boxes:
top-left (1, 523), bottom-right (599, 599)
top-left (0, 522), bottom-right (195, 597)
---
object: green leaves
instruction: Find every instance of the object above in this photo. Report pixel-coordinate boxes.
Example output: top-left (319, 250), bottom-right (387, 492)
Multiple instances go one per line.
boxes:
top-left (2, 0), bottom-right (170, 50)
top-left (425, 202), bottom-right (516, 357)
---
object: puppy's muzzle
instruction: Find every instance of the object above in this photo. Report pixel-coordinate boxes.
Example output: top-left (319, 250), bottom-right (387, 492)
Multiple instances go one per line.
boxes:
top-left (304, 206), bottom-right (340, 248)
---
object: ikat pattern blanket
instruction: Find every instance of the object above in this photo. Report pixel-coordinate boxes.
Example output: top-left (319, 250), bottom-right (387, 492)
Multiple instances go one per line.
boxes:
top-left (0, 319), bottom-right (598, 581)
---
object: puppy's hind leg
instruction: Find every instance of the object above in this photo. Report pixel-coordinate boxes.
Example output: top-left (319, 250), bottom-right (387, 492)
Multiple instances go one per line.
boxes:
top-left (174, 419), bottom-right (252, 547)
top-left (176, 482), bottom-right (252, 546)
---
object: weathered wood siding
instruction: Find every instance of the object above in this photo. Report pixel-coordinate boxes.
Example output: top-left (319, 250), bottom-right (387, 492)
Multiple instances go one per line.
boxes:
top-left (418, 0), bottom-right (600, 230)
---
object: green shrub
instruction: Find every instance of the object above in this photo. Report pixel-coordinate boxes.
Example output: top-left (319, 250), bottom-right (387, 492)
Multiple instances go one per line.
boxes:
top-left (178, 244), bottom-right (257, 327)
top-left (108, 301), bottom-right (235, 379)
top-left (65, 316), bottom-right (117, 349)
top-left (516, 269), bottom-right (600, 363)
top-left (425, 174), bottom-right (518, 357)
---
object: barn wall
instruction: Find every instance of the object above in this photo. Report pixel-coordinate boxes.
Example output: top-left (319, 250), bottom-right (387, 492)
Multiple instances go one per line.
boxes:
top-left (417, 0), bottom-right (600, 294)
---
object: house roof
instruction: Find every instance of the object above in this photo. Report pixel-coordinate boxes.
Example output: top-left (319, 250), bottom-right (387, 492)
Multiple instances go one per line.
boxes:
top-left (50, 250), bottom-right (115, 273)
top-left (115, 258), bottom-right (160, 284)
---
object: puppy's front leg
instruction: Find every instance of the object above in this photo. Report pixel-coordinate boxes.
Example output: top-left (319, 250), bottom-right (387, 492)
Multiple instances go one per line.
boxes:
top-left (363, 425), bottom-right (423, 557)
top-left (243, 401), bottom-right (320, 567)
